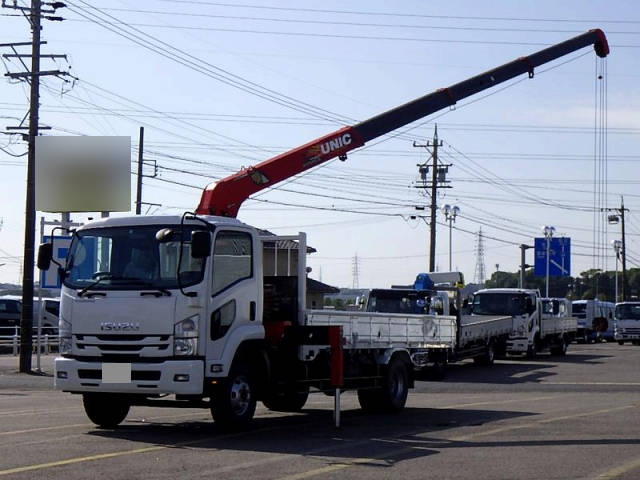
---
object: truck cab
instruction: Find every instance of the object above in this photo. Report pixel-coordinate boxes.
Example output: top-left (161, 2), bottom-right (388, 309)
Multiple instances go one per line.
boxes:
top-left (365, 288), bottom-right (450, 316)
top-left (614, 302), bottom-right (640, 345)
top-left (572, 299), bottom-right (615, 343)
top-left (471, 288), bottom-right (540, 356)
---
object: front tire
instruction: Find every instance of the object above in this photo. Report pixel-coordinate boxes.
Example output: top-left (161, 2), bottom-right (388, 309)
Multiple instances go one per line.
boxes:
top-left (618, 340), bottom-right (625, 346)
top-left (83, 393), bottom-right (130, 428)
top-left (211, 366), bottom-right (257, 429)
top-left (550, 337), bottom-right (568, 356)
top-left (474, 342), bottom-right (495, 366)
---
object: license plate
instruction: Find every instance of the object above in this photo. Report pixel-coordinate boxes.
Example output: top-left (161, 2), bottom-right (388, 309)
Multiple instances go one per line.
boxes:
top-left (102, 363), bottom-right (132, 383)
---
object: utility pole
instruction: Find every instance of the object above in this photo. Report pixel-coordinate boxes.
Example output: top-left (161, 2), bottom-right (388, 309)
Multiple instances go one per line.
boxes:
top-left (19, 0), bottom-right (42, 374)
top-left (603, 197), bottom-right (629, 301)
top-left (413, 125), bottom-right (451, 272)
top-left (136, 127), bottom-right (144, 214)
top-left (519, 244), bottom-right (533, 289)
top-left (2, 0), bottom-right (67, 372)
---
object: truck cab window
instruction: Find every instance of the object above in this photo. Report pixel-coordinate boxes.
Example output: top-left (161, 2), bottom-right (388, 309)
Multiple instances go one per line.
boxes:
top-left (212, 231), bottom-right (253, 295)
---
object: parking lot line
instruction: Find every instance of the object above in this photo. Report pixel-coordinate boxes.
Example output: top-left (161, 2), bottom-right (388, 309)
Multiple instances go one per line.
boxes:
top-left (0, 424), bottom-right (282, 476)
top-left (449, 404), bottom-right (635, 442)
top-left (0, 445), bottom-right (168, 476)
top-left (276, 403), bottom-right (638, 480)
top-left (596, 455), bottom-right (640, 479)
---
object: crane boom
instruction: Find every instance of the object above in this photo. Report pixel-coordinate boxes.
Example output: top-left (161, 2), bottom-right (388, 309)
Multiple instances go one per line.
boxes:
top-left (196, 29), bottom-right (609, 218)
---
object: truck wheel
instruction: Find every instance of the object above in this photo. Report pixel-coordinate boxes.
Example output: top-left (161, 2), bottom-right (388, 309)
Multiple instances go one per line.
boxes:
top-left (357, 357), bottom-right (408, 413)
top-left (262, 385), bottom-right (309, 412)
top-left (82, 393), bottom-right (130, 428)
top-left (526, 342), bottom-right (537, 359)
top-left (211, 366), bottom-right (256, 429)
top-left (551, 338), bottom-right (568, 356)
top-left (618, 341), bottom-right (625, 346)
top-left (474, 342), bottom-right (495, 366)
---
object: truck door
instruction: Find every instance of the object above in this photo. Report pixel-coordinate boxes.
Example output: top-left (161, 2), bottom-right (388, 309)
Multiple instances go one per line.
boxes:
top-left (205, 229), bottom-right (261, 364)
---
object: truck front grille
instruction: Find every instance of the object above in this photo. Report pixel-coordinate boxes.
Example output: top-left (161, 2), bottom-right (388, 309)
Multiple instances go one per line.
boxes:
top-left (73, 334), bottom-right (171, 358)
top-left (78, 369), bottom-right (161, 381)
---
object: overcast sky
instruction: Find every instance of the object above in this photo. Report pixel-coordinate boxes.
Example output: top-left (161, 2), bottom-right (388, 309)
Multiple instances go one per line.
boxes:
top-left (1, 0), bottom-right (639, 289)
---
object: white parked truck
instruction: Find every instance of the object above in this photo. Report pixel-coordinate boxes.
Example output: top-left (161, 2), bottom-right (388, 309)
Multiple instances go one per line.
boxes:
top-left (572, 299), bottom-right (615, 343)
top-left (613, 302), bottom-right (640, 345)
top-left (366, 282), bottom-right (512, 368)
top-left (471, 289), bottom-right (576, 357)
top-left (46, 219), bottom-right (456, 428)
top-left (37, 30), bottom-right (609, 428)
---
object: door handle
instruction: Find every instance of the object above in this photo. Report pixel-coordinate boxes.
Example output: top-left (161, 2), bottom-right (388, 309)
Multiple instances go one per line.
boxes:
top-left (250, 301), bottom-right (256, 321)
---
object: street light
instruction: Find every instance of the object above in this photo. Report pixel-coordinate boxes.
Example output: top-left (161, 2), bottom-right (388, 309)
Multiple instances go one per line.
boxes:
top-left (612, 239), bottom-right (622, 302)
top-left (542, 225), bottom-right (556, 298)
top-left (441, 204), bottom-right (460, 271)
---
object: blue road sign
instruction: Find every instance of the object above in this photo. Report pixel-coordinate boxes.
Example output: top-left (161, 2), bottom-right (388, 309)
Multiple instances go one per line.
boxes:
top-left (534, 237), bottom-right (571, 277)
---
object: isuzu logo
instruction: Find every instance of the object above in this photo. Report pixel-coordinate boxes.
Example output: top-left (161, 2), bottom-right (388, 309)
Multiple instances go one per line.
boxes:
top-left (100, 322), bottom-right (141, 332)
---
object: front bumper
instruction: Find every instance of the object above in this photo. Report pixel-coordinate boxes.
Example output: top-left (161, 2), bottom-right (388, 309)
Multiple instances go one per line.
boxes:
top-left (54, 357), bottom-right (205, 395)
top-left (507, 337), bottom-right (529, 353)
top-left (614, 332), bottom-right (640, 341)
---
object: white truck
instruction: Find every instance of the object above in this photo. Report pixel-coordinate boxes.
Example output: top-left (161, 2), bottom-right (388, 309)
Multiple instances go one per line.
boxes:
top-left (43, 219), bottom-right (457, 428)
top-left (471, 289), bottom-right (576, 357)
top-left (37, 30), bottom-right (609, 429)
top-left (365, 281), bottom-right (512, 369)
top-left (572, 299), bottom-right (615, 343)
top-left (613, 302), bottom-right (640, 345)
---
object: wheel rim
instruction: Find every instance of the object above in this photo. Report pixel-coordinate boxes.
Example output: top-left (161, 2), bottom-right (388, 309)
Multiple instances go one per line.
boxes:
top-left (488, 345), bottom-right (495, 363)
top-left (229, 375), bottom-right (251, 416)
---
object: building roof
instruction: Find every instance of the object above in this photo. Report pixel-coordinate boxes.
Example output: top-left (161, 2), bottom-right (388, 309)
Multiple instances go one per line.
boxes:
top-left (307, 277), bottom-right (340, 294)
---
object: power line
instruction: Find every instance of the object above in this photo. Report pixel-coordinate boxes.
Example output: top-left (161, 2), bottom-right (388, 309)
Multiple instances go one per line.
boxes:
top-left (147, 1), bottom-right (640, 25)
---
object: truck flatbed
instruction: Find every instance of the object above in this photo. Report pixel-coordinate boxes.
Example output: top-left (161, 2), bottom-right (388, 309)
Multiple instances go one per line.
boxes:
top-left (306, 310), bottom-right (456, 349)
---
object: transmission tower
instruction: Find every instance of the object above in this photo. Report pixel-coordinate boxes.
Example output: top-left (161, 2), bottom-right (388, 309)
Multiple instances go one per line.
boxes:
top-left (474, 228), bottom-right (486, 285)
top-left (351, 254), bottom-right (360, 289)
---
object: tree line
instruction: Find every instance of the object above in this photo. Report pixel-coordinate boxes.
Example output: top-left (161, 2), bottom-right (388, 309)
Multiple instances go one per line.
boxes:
top-left (487, 267), bottom-right (640, 301)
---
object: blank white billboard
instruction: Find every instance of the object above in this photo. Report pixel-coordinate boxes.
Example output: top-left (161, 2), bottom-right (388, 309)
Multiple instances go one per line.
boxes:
top-left (35, 136), bottom-right (131, 212)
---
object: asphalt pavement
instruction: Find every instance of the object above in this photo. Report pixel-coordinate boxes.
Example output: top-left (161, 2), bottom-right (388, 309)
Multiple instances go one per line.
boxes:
top-left (0, 343), bottom-right (639, 479)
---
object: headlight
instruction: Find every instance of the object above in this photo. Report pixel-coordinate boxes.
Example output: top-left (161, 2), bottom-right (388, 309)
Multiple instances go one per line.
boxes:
top-left (58, 317), bottom-right (72, 354)
top-left (174, 314), bottom-right (199, 356)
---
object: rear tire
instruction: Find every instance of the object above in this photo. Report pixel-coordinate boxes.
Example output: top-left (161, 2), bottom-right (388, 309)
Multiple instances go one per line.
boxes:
top-left (83, 393), bottom-right (130, 428)
top-left (262, 385), bottom-right (309, 412)
top-left (358, 357), bottom-right (408, 413)
top-left (211, 365), bottom-right (256, 430)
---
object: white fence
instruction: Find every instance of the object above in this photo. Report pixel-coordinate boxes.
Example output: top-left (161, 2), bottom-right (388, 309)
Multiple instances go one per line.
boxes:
top-left (0, 326), bottom-right (59, 355)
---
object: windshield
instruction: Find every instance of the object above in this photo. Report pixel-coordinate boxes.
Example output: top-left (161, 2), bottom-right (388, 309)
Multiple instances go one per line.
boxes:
top-left (615, 304), bottom-right (640, 320)
top-left (572, 303), bottom-right (587, 318)
top-left (63, 225), bottom-right (206, 290)
top-left (367, 290), bottom-right (432, 314)
top-left (473, 293), bottom-right (527, 316)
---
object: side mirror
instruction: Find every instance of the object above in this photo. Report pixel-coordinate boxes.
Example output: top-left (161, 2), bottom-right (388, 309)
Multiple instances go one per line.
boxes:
top-left (37, 243), bottom-right (53, 270)
top-left (191, 231), bottom-right (211, 258)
